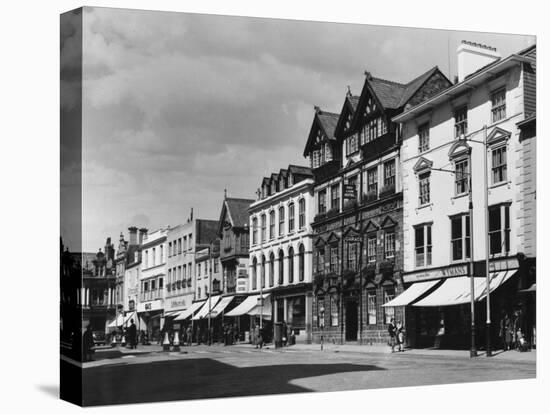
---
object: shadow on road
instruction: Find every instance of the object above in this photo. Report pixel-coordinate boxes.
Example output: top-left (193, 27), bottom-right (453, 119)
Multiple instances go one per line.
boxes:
top-left (82, 358), bottom-right (385, 406)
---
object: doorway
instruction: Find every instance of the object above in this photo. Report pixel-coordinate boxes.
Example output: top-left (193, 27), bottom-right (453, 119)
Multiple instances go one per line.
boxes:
top-left (345, 299), bottom-right (358, 341)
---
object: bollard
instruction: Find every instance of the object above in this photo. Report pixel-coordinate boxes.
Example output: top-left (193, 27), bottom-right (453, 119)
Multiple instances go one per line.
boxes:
top-left (162, 332), bottom-right (171, 352)
top-left (173, 331), bottom-right (181, 352)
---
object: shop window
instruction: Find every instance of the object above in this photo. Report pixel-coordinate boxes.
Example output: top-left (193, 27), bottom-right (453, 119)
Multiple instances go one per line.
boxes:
top-left (367, 290), bottom-right (377, 325)
top-left (489, 204), bottom-right (510, 255)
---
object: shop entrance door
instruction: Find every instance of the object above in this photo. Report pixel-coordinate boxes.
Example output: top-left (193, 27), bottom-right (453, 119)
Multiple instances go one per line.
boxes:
top-left (345, 299), bottom-right (358, 342)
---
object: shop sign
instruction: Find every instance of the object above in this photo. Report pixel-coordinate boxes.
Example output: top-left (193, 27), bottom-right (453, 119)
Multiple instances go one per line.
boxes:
top-left (403, 264), bottom-right (468, 283)
top-left (343, 184), bottom-right (357, 199)
top-left (345, 235), bottom-right (361, 243)
top-left (137, 299), bottom-right (163, 313)
top-left (489, 258), bottom-right (519, 272)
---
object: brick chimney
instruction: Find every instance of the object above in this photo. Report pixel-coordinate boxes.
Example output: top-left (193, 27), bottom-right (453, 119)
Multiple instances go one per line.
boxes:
top-left (138, 228), bottom-right (148, 244)
top-left (457, 40), bottom-right (500, 82)
top-left (128, 226), bottom-right (138, 245)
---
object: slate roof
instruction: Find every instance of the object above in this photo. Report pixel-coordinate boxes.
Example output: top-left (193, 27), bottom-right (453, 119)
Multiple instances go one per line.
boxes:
top-left (316, 110), bottom-right (340, 139)
top-left (196, 219), bottom-right (219, 245)
top-left (224, 198), bottom-right (255, 228)
top-left (368, 66), bottom-right (441, 109)
top-left (288, 164), bottom-right (313, 177)
top-left (348, 95), bottom-right (360, 111)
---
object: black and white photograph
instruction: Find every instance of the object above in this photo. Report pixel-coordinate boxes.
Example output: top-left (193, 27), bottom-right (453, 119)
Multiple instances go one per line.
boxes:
top-left (3, 1), bottom-right (546, 412)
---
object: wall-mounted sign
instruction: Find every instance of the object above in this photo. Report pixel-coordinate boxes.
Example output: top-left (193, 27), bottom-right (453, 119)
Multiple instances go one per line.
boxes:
top-left (343, 184), bottom-right (357, 200)
top-left (137, 299), bottom-right (163, 313)
top-left (403, 264), bottom-right (468, 283)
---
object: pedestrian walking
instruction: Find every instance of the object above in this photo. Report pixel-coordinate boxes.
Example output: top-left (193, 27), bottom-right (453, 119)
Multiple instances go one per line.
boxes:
top-left (282, 321), bottom-right (288, 346)
top-left (254, 324), bottom-right (260, 349)
top-left (499, 311), bottom-right (513, 351)
top-left (128, 319), bottom-right (137, 349)
top-left (396, 320), bottom-right (405, 352)
top-left (387, 318), bottom-right (397, 353)
top-left (82, 325), bottom-right (95, 362)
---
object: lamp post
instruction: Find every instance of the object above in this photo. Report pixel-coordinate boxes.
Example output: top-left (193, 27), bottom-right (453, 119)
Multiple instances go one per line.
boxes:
top-left (207, 241), bottom-right (213, 346)
top-left (467, 148), bottom-right (478, 358)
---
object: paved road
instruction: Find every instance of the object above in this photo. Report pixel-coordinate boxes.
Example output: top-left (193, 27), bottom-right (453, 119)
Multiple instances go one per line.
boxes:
top-left (76, 345), bottom-right (536, 406)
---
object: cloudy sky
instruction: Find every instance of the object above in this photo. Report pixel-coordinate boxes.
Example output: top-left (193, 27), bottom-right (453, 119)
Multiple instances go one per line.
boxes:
top-left (74, 6), bottom-right (534, 252)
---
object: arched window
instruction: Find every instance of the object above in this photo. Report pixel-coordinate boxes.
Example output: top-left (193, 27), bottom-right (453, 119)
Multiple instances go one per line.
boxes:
top-left (288, 203), bottom-right (295, 232)
top-left (261, 255), bottom-right (266, 289)
top-left (278, 206), bottom-right (285, 236)
top-left (288, 247), bottom-right (294, 283)
top-left (252, 217), bottom-right (258, 244)
top-left (298, 244), bottom-right (305, 282)
top-left (269, 210), bottom-right (275, 239)
top-left (299, 198), bottom-right (306, 228)
top-left (269, 252), bottom-right (275, 287)
top-left (252, 257), bottom-right (257, 290)
top-left (278, 250), bottom-right (284, 285)
top-left (260, 214), bottom-right (267, 242)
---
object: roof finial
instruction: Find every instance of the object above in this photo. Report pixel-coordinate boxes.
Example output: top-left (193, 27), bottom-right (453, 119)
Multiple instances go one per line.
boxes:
top-left (313, 105), bottom-right (320, 113)
top-left (224, 188), bottom-right (227, 199)
top-left (256, 188), bottom-right (261, 200)
top-left (346, 85), bottom-right (352, 96)
top-left (364, 70), bottom-right (372, 80)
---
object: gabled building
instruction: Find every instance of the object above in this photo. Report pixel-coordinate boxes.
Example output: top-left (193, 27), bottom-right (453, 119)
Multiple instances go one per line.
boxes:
top-left (247, 165), bottom-right (315, 343)
top-left (304, 67), bottom-right (452, 345)
top-left (392, 41), bottom-right (536, 349)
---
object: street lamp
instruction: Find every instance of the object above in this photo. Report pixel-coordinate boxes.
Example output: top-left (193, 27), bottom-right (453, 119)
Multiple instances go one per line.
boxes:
top-left (430, 126), bottom-right (492, 358)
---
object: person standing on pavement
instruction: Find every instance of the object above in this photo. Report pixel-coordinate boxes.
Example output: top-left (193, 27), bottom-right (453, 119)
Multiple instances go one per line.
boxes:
top-left (396, 320), bottom-right (405, 352)
top-left (82, 325), bottom-right (95, 362)
top-left (388, 318), bottom-right (397, 353)
top-left (128, 319), bottom-right (137, 349)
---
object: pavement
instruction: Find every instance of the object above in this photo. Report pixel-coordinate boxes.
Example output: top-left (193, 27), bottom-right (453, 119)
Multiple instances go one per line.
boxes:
top-left (71, 341), bottom-right (535, 406)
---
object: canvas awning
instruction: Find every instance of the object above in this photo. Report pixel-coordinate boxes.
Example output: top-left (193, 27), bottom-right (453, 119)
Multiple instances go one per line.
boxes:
top-left (412, 271), bottom-right (516, 307)
top-left (107, 311), bottom-right (137, 328)
top-left (192, 296), bottom-right (221, 320)
top-left (519, 283), bottom-right (536, 293)
top-left (382, 280), bottom-right (440, 307)
top-left (207, 296), bottom-right (235, 318)
top-left (163, 311), bottom-right (181, 318)
top-left (174, 301), bottom-right (205, 321)
top-left (225, 293), bottom-right (270, 317)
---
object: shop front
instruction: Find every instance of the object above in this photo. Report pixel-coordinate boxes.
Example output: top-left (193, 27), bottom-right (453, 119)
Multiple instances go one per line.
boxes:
top-left (392, 257), bottom-right (531, 350)
top-left (226, 293), bottom-right (270, 343)
top-left (137, 299), bottom-right (164, 343)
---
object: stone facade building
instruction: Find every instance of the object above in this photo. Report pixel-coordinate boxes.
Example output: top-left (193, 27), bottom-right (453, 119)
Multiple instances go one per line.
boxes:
top-left (304, 66), bottom-right (452, 345)
top-left (248, 165), bottom-right (315, 343)
top-left (392, 42), bottom-right (536, 349)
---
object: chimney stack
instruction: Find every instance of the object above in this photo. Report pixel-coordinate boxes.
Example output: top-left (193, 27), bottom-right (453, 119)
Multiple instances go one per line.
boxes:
top-left (138, 228), bottom-right (148, 244)
top-left (457, 40), bottom-right (500, 83)
top-left (128, 226), bottom-right (138, 245)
